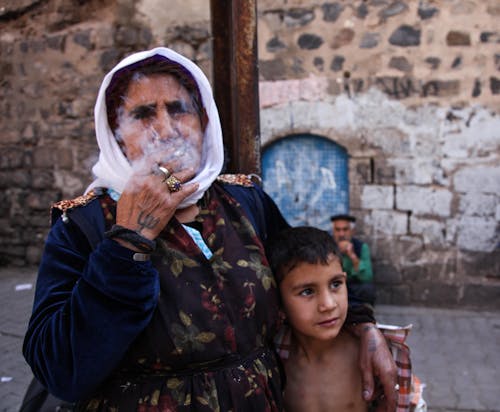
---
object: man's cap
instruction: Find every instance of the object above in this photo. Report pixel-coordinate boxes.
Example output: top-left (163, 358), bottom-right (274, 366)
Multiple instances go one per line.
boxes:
top-left (330, 214), bottom-right (356, 223)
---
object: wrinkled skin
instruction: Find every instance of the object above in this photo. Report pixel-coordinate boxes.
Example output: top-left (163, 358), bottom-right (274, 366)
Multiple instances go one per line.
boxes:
top-left (113, 74), bottom-right (204, 245)
top-left (351, 323), bottom-right (399, 412)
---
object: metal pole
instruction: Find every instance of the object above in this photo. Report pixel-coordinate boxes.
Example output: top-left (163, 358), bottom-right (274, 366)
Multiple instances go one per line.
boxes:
top-left (210, 0), bottom-right (261, 175)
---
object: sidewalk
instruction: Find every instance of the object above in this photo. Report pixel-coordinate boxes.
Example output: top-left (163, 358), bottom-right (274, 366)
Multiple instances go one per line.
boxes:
top-left (0, 266), bottom-right (498, 412)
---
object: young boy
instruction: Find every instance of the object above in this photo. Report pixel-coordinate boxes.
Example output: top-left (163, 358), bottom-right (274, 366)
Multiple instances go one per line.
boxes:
top-left (268, 226), bottom-right (368, 412)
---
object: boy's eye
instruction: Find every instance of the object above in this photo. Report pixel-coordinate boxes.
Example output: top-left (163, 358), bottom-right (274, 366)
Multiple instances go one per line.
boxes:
top-left (330, 280), bottom-right (344, 290)
top-left (131, 105), bottom-right (156, 120)
top-left (299, 288), bottom-right (313, 297)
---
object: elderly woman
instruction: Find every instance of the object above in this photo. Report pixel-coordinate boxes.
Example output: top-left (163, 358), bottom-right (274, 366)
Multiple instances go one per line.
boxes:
top-left (23, 47), bottom-right (397, 411)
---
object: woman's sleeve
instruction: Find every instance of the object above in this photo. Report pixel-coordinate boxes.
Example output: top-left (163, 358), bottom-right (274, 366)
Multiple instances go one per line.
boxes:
top-left (22, 215), bottom-right (160, 402)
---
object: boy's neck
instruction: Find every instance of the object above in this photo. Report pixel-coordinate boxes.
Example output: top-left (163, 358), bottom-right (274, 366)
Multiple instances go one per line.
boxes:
top-left (290, 329), bottom-right (348, 363)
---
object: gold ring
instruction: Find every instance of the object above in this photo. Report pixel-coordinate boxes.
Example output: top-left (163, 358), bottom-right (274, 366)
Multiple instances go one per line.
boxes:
top-left (165, 175), bottom-right (182, 192)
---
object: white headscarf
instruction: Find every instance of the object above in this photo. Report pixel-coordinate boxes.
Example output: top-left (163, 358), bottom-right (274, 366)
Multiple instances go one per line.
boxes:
top-left (86, 47), bottom-right (224, 209)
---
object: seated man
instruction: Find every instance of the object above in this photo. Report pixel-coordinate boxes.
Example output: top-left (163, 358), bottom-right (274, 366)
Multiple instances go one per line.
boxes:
top-left (331, 214), bottom-right (375, 305)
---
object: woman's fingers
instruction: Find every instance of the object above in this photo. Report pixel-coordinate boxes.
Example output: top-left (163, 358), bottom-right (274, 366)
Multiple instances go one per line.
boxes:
top-left (116, 166), bottom-right (199, 240)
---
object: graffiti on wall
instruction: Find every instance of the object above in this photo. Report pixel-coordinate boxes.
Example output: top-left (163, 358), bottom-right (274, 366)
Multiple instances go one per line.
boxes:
top-left (262, 134), bottom-right (349, 231)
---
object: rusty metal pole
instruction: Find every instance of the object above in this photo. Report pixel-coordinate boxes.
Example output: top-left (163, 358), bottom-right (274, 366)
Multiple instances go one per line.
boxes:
top-left (210, 0), bottom-right (261, 175)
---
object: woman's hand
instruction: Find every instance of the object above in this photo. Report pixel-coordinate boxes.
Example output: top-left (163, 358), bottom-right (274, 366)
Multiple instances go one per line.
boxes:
top-left (351, 323), bottom-right (398, 411)
top-left (115, 165), bottom-right (198, 243)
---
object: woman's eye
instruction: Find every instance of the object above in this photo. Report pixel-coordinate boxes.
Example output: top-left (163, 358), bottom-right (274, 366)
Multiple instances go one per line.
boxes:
top-left (299, 288), bottom-right (313, 297)
top-left (132, 106), bottom-right (155, 120)
top-left (166, 101), bottom-right (189, 115)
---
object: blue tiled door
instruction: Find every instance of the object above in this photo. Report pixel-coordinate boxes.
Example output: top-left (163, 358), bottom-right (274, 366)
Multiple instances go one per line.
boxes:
top-left (262, 134), bottom-right (349, 231)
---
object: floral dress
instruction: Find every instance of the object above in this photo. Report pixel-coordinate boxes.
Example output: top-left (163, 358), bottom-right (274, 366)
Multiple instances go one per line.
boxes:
top-left (78, 182), bottom-right (284, 411)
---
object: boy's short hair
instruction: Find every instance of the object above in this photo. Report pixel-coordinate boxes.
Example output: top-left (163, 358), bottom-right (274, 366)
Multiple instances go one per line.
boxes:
top-left (267, 226), bottom-right (342, 282)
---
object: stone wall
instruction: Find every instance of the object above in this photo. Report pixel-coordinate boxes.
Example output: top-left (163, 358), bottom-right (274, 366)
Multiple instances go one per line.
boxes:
top-left (257, 0), bottom-right (500, 309)
top-left (0, 0), bottom-right (498, 308)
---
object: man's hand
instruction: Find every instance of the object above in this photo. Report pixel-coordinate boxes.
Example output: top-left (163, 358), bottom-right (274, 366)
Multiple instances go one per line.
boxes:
top-left (350, 323), bottom-right (398, 411)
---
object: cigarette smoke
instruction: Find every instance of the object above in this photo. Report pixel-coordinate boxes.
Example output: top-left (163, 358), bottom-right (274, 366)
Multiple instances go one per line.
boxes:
top-left (114, 107), bottom-right (202, 177)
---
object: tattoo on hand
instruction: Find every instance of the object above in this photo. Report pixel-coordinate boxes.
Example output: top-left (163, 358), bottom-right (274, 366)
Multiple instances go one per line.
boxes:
top-left (137, 211), bottom-right (159, 233)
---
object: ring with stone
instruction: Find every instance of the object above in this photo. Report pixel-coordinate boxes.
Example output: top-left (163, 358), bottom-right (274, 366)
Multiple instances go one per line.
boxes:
top-left (165, 175), bottom-right (182, 193)
top-left (157, 166), bottom-right (171, 182)
top-left (394, 384), bottom-right (400, 391)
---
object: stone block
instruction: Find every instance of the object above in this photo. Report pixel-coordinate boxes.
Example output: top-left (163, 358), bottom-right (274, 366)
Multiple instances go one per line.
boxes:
top-left (32, 147), bottom-right (56, 168)
top-left (365, 127), bottom-right (410, 154)
top-left (322, 3), bottom-right (344, 22)
top-left (56, 148), bottom-right (74, 170)
top-left (424, 56), bottom-right (440, 69)
top-left (396, 185), bottom-right (452, 217)
top-left (259, 58), bottom-right (287, 81)
top-left (331, 28), bottom-right (355, 49)
top-left (361, 185), bottom-right (393, 210)
top-left (411, 281), bottom-right (460, 306)
top-left (26, 192), bottom-right (57, 211)
top-left (374, 162), bottom-right (396, 185)
top-left (26, 245), bottom-right (42, 266)
top-left (446, 31), bottom-right (471, 46)
top-left (330, 55), bottom-right (345, 72)
top-left (389, 56), bottom-right (412, 72)
top-left (454, 166), bottom-right (500, 194)
top-left (266, 37), bottom-right (286, 53)
top-left (451, 56), bottom-right (462, 69)
top-left (313, 57), bottom-right (324, 71)
top-left (422, 80), bottom-right (460, 97)
top-left (491, 77), bottom-right (500, 94)
top-left (349, 158), bottom-right (372, 185)
top-left (458, 193), bottom-right (497, 217)
top-left (461, 284), bottom-right (500, 310)
top-left (388, 25), bottom-right (421, 47)
top-left (359, 32), bottom-right (380, 49)
top-left (93, 26), bottom-right (115, 49)
top-left (0, 148), bottom-right (24, 169)
top-left (410, 217), bottom-right (446, 246)
top-left (349, 184), bottom-right (362, 210)
top-left (480, 32), bottom-right (500, 43)
top-left (73, 29), bottom-right (93, 50)
top-left (394, 235), bottom-right (425, 263)
top-left (402, 265), bottom-right (430, 282)
top-left (99, 48), bottom-right (122, 73)
top-left (31, 170), bottom-right (55, 190)
top-left (297, 33), bottom-right (323, 50)
top-left (374, 287), bottom-right (391, 304)
top-left (391, 157), bottom-right (440, 185)
top-left (456, 217), bottom-right (498, 252)
top-left (425, 257), bottom-right (458, 283)
top-left (366, 210), bottom-right (407, 235)
top-left (284, 8), bottom-right (315, 27)
top-left (418, 4), bottom-right (438, 19)
top-left (458, 249), bottom-right (500, 280)
top-left (388, 284), bottom-right (411, 305)
top-left (373, 262), bottom-right (401, 283)
top-left (380, 2), bottom-right (408, 18)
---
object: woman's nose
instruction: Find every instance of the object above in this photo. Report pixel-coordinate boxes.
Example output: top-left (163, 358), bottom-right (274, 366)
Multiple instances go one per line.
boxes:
top-left (152, 108), bottom-right (175, 139)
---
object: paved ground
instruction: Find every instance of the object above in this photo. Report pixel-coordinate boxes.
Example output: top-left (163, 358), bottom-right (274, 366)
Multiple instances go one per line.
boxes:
top-left (0, 266), bottom-right (498, 412)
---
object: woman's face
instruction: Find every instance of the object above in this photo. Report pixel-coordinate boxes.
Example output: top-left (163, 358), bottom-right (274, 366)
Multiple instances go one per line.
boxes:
top-left (115, 73), bottom-right (204, 172)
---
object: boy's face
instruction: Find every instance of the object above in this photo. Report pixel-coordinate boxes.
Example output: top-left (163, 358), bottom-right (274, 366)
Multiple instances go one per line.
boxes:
top-left (280, 255), bottom-right (347, 343)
